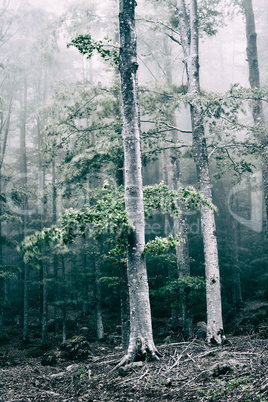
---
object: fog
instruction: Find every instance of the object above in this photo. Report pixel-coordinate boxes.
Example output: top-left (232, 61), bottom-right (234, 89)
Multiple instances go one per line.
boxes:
top-left (0, 0), bottom-right (267, 380)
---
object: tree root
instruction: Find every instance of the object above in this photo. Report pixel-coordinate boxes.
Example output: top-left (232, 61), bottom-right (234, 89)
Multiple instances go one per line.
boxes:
top-left (112, 343), bottom-right (161, 371)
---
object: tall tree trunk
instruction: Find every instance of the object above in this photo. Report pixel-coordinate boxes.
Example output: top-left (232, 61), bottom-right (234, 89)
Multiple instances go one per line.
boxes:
top-left (20, 75), bottom-right (29, 342)
top-left (0, 90), bottom-right (13, 336)
top-left (119, 0), bottom-right (158, 363)
top-left (177, 0), bottom-right (224, 344)
top-left (0, 95), bottom-right (12, 268)
top-left (243, 0), bottom-right (268, 238)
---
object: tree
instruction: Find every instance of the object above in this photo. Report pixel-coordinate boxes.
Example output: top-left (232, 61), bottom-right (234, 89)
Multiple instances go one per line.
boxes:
top-left (0, 84), bottom-right (13, 337)
top-left (162, 37), bottom-right (192, 337)
top-left (177, 0), bottom-right (224, 344)
top-left (19, 73), bottom-right (30, 342)
top-left (118, 0), bottom-right (159, 363)
top-left (242, 0), bottom-right (268, 238)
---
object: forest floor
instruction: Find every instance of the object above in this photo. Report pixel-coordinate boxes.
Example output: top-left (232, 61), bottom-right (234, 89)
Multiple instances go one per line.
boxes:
top-left (0, 327), bottom-right (267, 402)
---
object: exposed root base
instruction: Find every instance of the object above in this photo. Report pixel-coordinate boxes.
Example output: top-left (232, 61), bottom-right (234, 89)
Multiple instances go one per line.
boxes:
top-left (113, 346), bottom-right (161, 370)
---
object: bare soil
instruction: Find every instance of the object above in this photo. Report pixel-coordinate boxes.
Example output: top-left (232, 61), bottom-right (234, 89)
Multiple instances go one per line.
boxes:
top-left (0, 331), bottom-right (267, 401)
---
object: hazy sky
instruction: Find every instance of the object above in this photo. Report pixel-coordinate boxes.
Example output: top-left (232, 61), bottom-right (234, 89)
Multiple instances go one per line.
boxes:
top-left (25, 0), bottom-right (69, 14)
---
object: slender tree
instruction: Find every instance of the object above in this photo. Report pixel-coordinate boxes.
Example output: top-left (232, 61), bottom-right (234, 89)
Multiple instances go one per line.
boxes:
top-left (118, 0), bottom-right (159, 363)
top-left (243, 0), bottom-right (268, 238)
top-left (177, 0), bottom-right (224, 344)
top-left (20, 74), bottom-right (29, 342)
top-left (0, 94), bottom-right (12, 335)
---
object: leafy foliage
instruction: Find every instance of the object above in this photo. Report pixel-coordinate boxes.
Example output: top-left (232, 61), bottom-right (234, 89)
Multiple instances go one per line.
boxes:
top-left (150, 276), bottom-right (206, 313)
top-left (67, 34), bottom-right (119, 66)
top-left (21, 184), bottom-right (211, 263)
top-left (144, 235), bottom-right (181, 255)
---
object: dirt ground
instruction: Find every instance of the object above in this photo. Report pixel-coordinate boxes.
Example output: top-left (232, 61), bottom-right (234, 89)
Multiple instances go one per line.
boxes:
top-left (0, 331), bottom-right (267, 401)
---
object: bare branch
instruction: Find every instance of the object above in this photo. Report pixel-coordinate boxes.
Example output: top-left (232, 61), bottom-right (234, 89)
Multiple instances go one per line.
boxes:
top-left (141, 119), bottom-right (192, 134)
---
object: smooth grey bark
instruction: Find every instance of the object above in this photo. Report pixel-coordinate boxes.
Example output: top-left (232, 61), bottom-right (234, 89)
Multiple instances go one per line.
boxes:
top-left (243, 0), bottom-right (268, 238)
top-left (177, 0), bottom-right (223, 344)
top-left (119, 0), bottom-right (158, 363)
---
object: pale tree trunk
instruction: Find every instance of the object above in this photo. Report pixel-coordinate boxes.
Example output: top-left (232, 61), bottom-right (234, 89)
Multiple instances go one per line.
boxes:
top-left (177, 0), bottom-right (223, 344)
top-left (119, 0), bottom-right (159, 363)
top-left (243, 0), bottom-right (268, 238)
